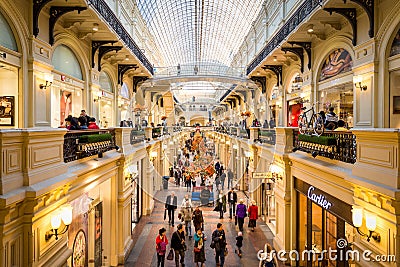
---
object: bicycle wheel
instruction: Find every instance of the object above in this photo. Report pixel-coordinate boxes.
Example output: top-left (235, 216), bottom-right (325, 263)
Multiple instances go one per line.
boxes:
top-left (313, 115), bottom-right (324, 136)
top-left (298, 115), bottom-right (307, 134)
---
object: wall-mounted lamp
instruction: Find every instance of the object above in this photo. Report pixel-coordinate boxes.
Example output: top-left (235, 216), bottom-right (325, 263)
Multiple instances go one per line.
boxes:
top-left (352, 206), bottom-right (380, 242)
top-left (40, 73), bottom-right (53, 90)
top-left (149, 151), bottom-right (158, 162)
top-left (354, 76), bottom-right (367, 91)
top-left (45, 204), bottom-right (73, 241)
top-left (244, 151), bottom-right (253, 161)
top-left (226, 140), bottom-right (230, 145)
top-left (94, 91), bottom-right (102, 102)
top-left (269, 164), bottom-right (283, 180)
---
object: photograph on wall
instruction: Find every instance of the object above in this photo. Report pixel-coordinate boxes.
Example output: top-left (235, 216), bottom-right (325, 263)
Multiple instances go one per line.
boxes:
top-left (319, 49), bottom-right (353, 81)
top-left (390, 29), bottom-right (400, 57)
top-left (393, 96), bottom-right (400, 114)
top-left (0, 96), bottom-right (14, 126)
top-left (60, 90), bottom-right (72, 127)
top-left (68, 194), bottom-right (89, 267)
top-left (94, 202), bottom-right (103, 267)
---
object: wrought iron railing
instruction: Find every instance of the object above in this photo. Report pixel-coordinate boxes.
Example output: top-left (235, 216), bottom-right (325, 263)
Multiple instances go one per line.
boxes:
top-left (247, 0), bottom-right (320, 74)
top-left (63, 129), bottom-right (116, 163)
top-left (293, 130), bottom-right (356, 164)
top-left (87, 0), bottom-right (153, 74)
top-left (258, 129), bottom-right (276, 145)
top-left (130, 130), bottom-right (145, 145)
top-left (239, 129), bottom-right (249, 139)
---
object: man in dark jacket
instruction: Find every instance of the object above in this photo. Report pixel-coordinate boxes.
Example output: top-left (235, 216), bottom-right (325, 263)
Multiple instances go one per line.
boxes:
top-left (212, 223), bottom-right (227, 267)
top-left (220, 170), bottom-right (227, 190)
top-left (227, 188), bottom-right (238, 219)
top-left (171, 224), bottom-right (186, 267)
top-left (165, 192), bottom-right (178, 226)
top-left (227, 169), bottom-right (234, 189)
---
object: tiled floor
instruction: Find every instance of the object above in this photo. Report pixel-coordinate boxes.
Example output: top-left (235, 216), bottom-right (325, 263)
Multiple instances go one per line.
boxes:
top-left (123, 183), bottom-right (282, 267)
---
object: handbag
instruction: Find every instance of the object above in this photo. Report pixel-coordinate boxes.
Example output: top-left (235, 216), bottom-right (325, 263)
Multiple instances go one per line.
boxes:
top-left (194, 247), bottom-right (201, 253)
top-left (210, 241), bottom-right (216, 249)
top-left (166, 249), bottom-right (174, 260)
top-left (224, 248), bottom-right (228, 256)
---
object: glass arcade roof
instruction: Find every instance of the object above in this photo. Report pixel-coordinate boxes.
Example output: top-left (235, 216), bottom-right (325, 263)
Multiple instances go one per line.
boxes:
top-left (137, 0), bottom-right (263, 67)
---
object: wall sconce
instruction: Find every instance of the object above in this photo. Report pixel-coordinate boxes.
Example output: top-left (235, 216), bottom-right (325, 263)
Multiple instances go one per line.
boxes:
top-left (352, 206), bottom-right (380, 242)
top-left (244, 151), bottom-right (253, 161)
top-left (40, 73), bottom-right (53, 90)
top-left (307, 24), bottom-right (314, 33)
top-left (354, 76), bottom-right (367, 91)
top-left (94, 91), bottom-right (102, 102)
top-left (45, 204), bottom-right (73, 241)
top-left (92, 23), bottom-right (99, 32)
top-left (226, 140), bottom-right (230, 145)
top-left (149, 151), bottom-right (158, 162)
top-left (233, 144), bottom-right (238, 150)
top-left (269, 164), bottom-right (283, 180)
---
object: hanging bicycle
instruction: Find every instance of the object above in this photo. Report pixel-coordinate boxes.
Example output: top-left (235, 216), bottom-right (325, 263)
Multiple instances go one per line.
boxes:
top-left (297, 103), bottom-right (324, 136)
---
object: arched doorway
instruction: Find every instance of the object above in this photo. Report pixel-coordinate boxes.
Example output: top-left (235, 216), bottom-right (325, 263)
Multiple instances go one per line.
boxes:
top-left (388, 27), bottom-right (400, 127)
top-left (99, 71), bottom-right (115, 128)
top-left (0, 11), bottom-right (20, 128)
top-left (51, 44), bottom-right (84, 128)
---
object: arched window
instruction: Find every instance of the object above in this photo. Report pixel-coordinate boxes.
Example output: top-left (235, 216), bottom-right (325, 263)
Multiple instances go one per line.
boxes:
top-left (52, 45), bottom-right (83, 80)
top-left (99, 71), bottom-right (113, 93)
top-left (0, 12), bottom-right (18, 51)
top-left (390, 28), bottom-right (400, 57)
top-left (120, 82), bottom-right (130, 98)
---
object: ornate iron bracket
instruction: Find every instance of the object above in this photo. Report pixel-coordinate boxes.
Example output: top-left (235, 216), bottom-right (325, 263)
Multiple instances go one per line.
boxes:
top-left (133, 76), bottom-right (148, 93)
top-left (344, 0), bottom-right (374, 37)
top-left (324, 8), bottom-right (357, 45)
top-left (97, 46), bottom-right (122, 71)
top-left (118, 64), bottom-right (138, 85)
top-left (91, 41), bottom-right (117, 68)
top-left (262, 65), bottom-right (283, 86)
top-left (49, 6), bottom-right (87, 45)
top-left (281, 47), bottom-right (305, 73)
top-left (250, 76), bottom-right (267, 93)
top-left (33, 0), bottom-right (53, 37)
top-left (288, 42), bottom-right (312, 71)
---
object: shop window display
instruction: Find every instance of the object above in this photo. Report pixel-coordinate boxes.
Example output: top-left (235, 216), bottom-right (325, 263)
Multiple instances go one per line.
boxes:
top-left (318, 87), bottom-right (353, 129)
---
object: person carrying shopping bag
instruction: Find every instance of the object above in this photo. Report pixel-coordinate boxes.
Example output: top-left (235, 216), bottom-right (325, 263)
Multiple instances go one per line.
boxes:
top-left (193, 228), bottom-right (206, 266)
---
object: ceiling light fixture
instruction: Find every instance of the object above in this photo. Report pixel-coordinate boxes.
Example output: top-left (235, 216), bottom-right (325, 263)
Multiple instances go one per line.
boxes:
top-left (273, 56), bottom-right (277, 62)
top-left (307, 24), bottom-right (314, 33)
top-left (125, 55), bottom-right (129, 61)
top-left (93, 23), bottom-right (99, 32)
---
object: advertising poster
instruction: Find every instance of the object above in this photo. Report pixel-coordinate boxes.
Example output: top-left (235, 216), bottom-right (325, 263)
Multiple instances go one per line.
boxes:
top-left (94, 202), bottom-right (103, 267)
top-left (0, 96), bottom-right (14, 126)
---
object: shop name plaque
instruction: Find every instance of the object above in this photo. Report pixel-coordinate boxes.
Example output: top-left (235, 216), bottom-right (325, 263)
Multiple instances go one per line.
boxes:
top-left (307, 186), bottom-right (332, 209)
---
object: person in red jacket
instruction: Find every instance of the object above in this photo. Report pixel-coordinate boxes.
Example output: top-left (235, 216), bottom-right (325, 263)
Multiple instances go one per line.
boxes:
top-left (248, 200), bottom-right (259, 232)
top-left (156, 228), bottom-right (168, 267)
top-left (88, 117), bottom-right (100, 129)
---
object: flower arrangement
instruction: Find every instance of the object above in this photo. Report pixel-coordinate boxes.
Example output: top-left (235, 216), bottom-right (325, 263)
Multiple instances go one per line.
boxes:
top-left (241, 111), bottom-right (251, 117)
top-left (161, 115), bottom-right (167, 120)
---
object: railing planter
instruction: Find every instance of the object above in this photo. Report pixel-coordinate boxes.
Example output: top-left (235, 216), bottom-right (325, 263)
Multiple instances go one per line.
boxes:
top-left (258, 129), bottom-right (276, 145)
top-left (239, 129), bottom-right (249, 139)
top-left (293, 132), bottom-right (356, 163)
top-left (152, 127), bottom-right (162, 138)
top-left (64, 130), bottom-right (116, 162)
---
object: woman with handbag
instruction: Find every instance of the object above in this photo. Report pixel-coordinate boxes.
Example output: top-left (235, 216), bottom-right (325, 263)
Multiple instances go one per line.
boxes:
top-left (155, 228), bottom-right (168, 267)
top-left (193, 228), bottom-right (206, 266)
top-left (248, 200), bottom-right (259, 232)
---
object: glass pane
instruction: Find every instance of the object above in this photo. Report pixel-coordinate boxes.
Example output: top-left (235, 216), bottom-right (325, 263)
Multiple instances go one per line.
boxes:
top-left (52, 45), bottom-right (83, 80)
top-left (99, 72), bottom-right (113, 92)
top-left (311, 203), bottom-right (323, 265)
top-left (298, 193), bottom-right (307, 267)
top-left (0, 12), bottom-right (18, 51)
top-left (326, 212), bottom-right (337, 267)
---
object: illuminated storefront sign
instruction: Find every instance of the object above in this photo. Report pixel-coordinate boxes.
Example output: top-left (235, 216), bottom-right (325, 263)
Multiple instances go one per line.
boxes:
top-left (307, 186), bottom-right (332, 209)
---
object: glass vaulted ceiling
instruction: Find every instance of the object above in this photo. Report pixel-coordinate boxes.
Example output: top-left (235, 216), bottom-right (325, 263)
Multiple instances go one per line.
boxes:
top-left (137, 0), bottom-right (263, 67)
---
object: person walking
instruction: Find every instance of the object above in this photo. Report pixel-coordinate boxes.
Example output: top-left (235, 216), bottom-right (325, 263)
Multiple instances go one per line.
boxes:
top-left (220, 170), bottom-right (227, 190)
top-left (235, 231), bottom-right (243, 258)
top-left (227, 188), bottom-right (237, 219)
top-left (211, 223), bottom-right (227, 267)
top-left (217, 192), bottom-right (226, 219)
top-left (248, 200), bottom-right (259, 232)
top-left (192, 206), bottom-right (204, 231)
top-left (165, 192), bottom-right (178, 227)
top-left (171, 224), bottom-right (186, 267)
top-left (156, 228), bottom-right (168, 267)
top-left (227, 169), bottom-right (234, 189)
top-left (236, 199), bottom-right (247, 232)
top-left (181, 194), bottom-right (192, 208)
top-left (193, 228), bottom-right (206, 266)
top-left (180, 203), bottom-right (193, 239)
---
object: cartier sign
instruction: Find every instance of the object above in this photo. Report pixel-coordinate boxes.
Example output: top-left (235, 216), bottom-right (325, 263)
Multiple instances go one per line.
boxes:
top-left (307, 186), bottom-right (332, 209)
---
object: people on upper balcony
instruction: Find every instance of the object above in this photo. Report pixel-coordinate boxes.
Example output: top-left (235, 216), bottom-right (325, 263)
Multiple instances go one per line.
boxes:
top-left (269, 117), bottom-right (276, 128)
top-left (78, 116), bottom-right (88, 129)
top-left (325, 107), bottom-right (338, 130)
top-left (252, 118), bottom-right (261, 127)
top-left (80, 110), bottom-right (91, 127)
top-left (334, 120), bottom-right (348, 131)
top-left (65, 115), bottom-right (81, 130)
top-left (88, 117), bottom-right (100, 129)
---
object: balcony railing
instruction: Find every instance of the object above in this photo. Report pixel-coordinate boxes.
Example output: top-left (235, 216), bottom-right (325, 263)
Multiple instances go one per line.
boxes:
top-left (258, 128), bottom-right (276, 145)
top-left (152, 127), bottom-right (162, 139)
top-left (87, 0), bottom-right (153, 74)
top-left (130, 129), bottom-right (145, 145)
top-left (293, 130), bottom-right (356, 164)
top-left (63, 129), bottom-right (116, 163)
top-left (239, 129), bottom-right (249, 139)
